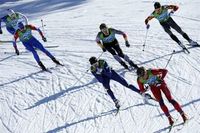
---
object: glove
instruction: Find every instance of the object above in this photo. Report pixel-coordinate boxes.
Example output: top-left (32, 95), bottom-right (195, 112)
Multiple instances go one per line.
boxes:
top-left (169, 11), bottom-right (174, 16)
top-left (125, 41), bottom-right (130, 47)
top-left (0, 29), bottom-right (2, 34)
top-left (146, 24), bottom-right (150, 29)
top-left (144, 84), bottom-right (150, 91)
top-left (102, 48), bottom-right (106, 52)
top-left (42, 37), bottom-right (47, 42)
top-left (15, 49), bottom-right (19, 55)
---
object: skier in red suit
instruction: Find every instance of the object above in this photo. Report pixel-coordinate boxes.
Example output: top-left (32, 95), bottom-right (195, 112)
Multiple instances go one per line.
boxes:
top-left (136, 67), bottom-right (188, 126)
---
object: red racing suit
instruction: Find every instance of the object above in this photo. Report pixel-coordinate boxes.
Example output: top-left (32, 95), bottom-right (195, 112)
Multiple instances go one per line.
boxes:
top-left (137, 69), bottom-right (183, 117)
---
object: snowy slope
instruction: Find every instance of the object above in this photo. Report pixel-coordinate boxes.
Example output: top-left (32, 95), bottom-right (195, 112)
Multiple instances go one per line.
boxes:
top-left (0, 0), bottom-right (200, 133)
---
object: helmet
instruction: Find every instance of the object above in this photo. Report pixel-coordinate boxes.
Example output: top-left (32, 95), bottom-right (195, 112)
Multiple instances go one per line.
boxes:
top-left (89, 56), bottom-right (97, 65)
top-left (99, 23), bottom-right (107, 30)
top-left (18, 22), bottom-right (24, 30)
top-left (136, 67), bottom-right (145, 77)
top-left (154, 2), bottom-right (161, 9)
top-left (7, 9), bottom-right (17, 19)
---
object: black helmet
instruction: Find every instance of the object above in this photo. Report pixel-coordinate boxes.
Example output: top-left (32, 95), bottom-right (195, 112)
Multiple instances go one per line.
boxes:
top-left (154, 2), bottom-right (161, 9)
top-left (99, 23), bottom-right (107, 30)
top-left (89, 56), bottom-right (97, 65)
top-left (136, 67), bottom-right (145, 77)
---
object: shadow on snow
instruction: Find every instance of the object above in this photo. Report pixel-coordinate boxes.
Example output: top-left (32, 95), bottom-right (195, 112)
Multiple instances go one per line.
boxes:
top-left (0, 0), bottom-right (88, 18)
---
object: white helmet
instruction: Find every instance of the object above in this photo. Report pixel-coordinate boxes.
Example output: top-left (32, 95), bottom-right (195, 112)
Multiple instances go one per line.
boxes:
top-left (7, 9), bottom-right (17, 19)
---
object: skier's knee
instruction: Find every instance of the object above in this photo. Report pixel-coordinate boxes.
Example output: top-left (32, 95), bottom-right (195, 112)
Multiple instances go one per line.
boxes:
top-left (169, 99), bottom-right (176, 104)
top-left (159, 99), bottom-right (165, 106)
top-left (118, 52), bottom-right (124, 58)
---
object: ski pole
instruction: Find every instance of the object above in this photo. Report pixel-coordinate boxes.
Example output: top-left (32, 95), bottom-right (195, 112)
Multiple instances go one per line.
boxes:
top-left (142, 29), bottom-right (149, 51)
top-left (173, 15), bottom-right (200, 22)
top-left (74, 51), bottom-right (104, 84)
top-left (165, 50), bottom-right (175, 68)
top-left (41, 19), bottom-right (46, 35)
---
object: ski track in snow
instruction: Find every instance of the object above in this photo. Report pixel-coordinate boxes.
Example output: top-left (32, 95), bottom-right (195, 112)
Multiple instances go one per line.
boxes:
top-left (0, 0), bottom-right (200, 133)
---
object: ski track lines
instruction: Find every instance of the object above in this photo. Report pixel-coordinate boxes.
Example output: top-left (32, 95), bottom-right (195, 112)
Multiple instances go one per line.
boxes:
top-left (1, 0), bottom-right (200, 132)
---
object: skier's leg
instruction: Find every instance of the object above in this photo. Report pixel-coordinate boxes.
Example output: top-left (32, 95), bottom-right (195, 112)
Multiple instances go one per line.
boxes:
top-left (161, 22), bottom-right (182, 44)
top-left (23, 42), bottom-right (46, 70)
top-left (23, 42), bottom-right (41, 63)
top-left (31, 37), bottom-right (62, 65)
top-left (114, 45), bottom-right (138, 68)
top-left (103, 78), bottom-right (116, 100)
top-left (151, 87), bottom-right (171, 116)
top-left (31, 37), bottom-right (54, 58)
top-left (162, 84), bottom-right (188, 122)
top-left (169, 18), bottom-right (192, 43)
top-left (162, 84), bottom-right (184, 113)
top-left (103, 77), bottom-right (120, 109)
top-left (105, 45), bottom-right (128, 69)
top-left (152, 86), bottom-right (174, 125)
top-left (111, 70), bottom-right (140, 94)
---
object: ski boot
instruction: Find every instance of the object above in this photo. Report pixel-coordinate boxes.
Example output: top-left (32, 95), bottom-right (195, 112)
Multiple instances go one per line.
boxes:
top-left (52, 57), bottom-right (63, 66)
top-left (189, 40), bottom-right (199, 47)
top-left (120, 61), bottom-right (129, 70)
top-left (38, 61), bottom-right (47, 71)
top-left (114, 99), bottom-right (120, 110)
top-left (181, 112), bottom-right (188, 123)
top-left (129, 61), bottom-right (138, 69)
top-left (168, 116), bottom-right (174, 126)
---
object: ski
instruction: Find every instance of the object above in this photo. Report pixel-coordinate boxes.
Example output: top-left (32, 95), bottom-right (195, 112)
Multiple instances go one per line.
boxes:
top-left (114, 108), bottom-right (120, 116)
top-left (183, 48), bottom-right (190, 54)
top-left (175, 116), bottom-right (194, 132)
top-left (168, 119), bottom-right (178, 133)
top-left (3, 46), bottom-right (59, 55)
top-left (42, 68), bottom-right (52, 73)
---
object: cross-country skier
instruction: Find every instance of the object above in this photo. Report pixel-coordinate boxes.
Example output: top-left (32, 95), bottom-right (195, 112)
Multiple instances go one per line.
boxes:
top-left (89, 57), bottom-right (151, 109)
top-left (96, 23), bottom-right (138, 70)
top-left (136, 67), bottom-right (188, 126)
top-left (145, 2), bottom-right (198, 50)
top-left (0, 9), bottom-right (28, 35)
top-left (13, 22), bottom-right (62, 71)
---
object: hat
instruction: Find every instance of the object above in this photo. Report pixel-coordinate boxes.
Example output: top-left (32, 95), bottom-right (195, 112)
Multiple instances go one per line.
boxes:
top-left (89, 56), bottom-right (97, 65)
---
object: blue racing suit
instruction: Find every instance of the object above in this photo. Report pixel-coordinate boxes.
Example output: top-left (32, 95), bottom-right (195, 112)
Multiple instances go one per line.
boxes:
top-left (91, 59), bottom-right (140, 101)
top-left (0, 12), bottom-right (28, 35)
top-left (13, 24), bottom-right (54, 63)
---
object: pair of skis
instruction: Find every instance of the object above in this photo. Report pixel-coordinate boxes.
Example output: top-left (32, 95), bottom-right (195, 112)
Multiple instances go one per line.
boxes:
top-left (168, 116), bottom-right (194, 133)
top-left (180, 42), bottom-right (199, 54)
top-left (42, 63), bottom-right (64, 73)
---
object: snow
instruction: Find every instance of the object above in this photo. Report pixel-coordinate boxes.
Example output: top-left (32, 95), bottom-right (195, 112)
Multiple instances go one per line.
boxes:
top-left (0, 0), bottom-right (200, 133)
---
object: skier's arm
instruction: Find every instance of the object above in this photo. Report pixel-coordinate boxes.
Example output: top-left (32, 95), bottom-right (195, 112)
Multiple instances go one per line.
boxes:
top-left (112, 28), bottom-right (128, 41)
top-left (29, 25), bottom-right (45, 39)
top-left (151, 69), bottom-right (168, 79)
top-left (13, 32), bottom-right (19, 55)
top-left (96, 33), bottom-right (106, 51)
top-left (145, 15), bottom-right (154, 25)
top-left (166, 5), bottom-right (179, 12)
top-left (137, 78), bottom-right (146, 93)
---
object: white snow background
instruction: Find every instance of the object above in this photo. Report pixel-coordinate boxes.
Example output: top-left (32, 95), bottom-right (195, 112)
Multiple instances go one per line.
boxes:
top-left (0, 0), bottom-right (200, 133)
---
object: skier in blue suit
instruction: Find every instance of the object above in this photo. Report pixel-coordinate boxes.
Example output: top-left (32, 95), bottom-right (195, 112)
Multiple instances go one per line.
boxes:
top-left (89, 56), bottom-right (150, 109)
top-left (13, 22), bottom-right (62, 71)
top-left (0, 9), bottom-right (28, 35)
